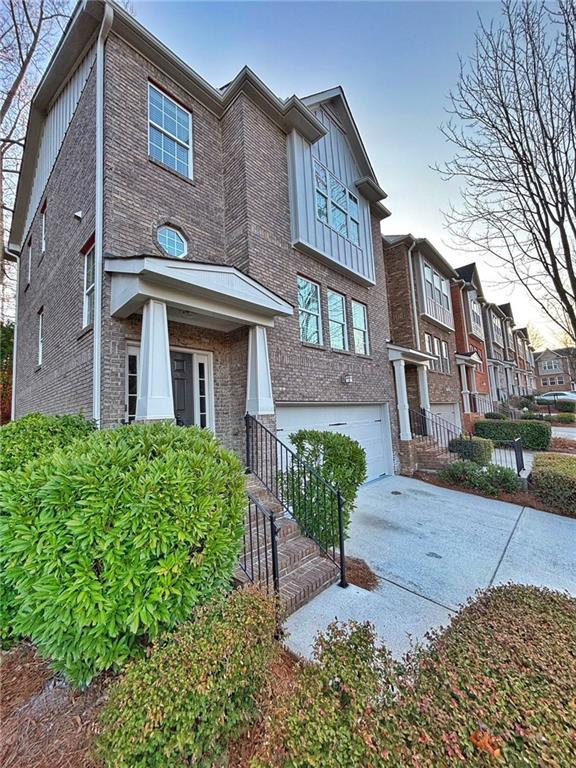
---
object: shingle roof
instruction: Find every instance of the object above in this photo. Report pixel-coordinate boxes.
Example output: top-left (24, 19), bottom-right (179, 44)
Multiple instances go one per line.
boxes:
top-left (455, 263), bottom-right (476, 283)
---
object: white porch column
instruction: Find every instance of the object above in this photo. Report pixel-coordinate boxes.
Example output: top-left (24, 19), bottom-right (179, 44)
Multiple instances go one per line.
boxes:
top-left (135, 299), bottom-right (175, 422)
top-left (246, 325), bottom-right (274, 415)
top-left (459, 364), bottom-right (471, 412)
top-left (393, 359), bottom-right (412, 440)
top-left (417, 364), bottom-right (431, 412)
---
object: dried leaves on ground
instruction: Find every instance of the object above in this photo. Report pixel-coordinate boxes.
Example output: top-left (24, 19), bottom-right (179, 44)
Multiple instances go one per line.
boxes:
top-left (346, 556), bottom-right (380, 590)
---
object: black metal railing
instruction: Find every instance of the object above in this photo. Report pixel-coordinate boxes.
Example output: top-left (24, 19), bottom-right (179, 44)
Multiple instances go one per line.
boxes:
top-left (245, 414), bottom-right (347, 588)
top-left (238, 491), bottom-right (280, 597)
top-left (409, 407), bottom-right (525, 475)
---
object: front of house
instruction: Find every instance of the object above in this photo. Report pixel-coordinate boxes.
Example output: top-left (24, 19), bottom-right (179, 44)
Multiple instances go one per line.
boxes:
top-left (9, 0), bottom-right (398, 482)
top-left (535, 348), bottom-right (576, 393)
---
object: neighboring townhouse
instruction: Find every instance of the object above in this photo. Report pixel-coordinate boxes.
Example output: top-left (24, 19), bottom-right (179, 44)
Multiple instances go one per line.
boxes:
top-left (513, 328), bottom-right (534, 396)
top-left (535, 348), bottom-right (576, 393)
top-left (498, 303), bottom-right (520, 397)
top-left (451, 264), bottom-right (491, 423)
top-left (382, 235), bottom-right (461, 432)
top-left (483, 302), bottom-right (511, 404)
top-left (8, 0), bottom-right (399, 485)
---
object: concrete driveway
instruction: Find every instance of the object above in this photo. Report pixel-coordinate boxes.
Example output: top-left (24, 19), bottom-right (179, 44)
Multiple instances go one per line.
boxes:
top-left (285, 475), bottom-right (576, 659)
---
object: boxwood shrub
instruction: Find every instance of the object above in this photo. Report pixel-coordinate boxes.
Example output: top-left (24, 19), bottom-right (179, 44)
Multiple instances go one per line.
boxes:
top-left (0, 413), bottom-right (95, 648)
top-left (0, 423), bottom-right (246, 684)
top-left (557, 400), bottom-right (576, 413)
top-left (484, 411), bottom-right (506, 420)
top-left (448, 436), bottom-right (493, 465)
top-left (531, 453), bottom-right (576, 516)
top-left (282, 430), bottom-right (367, 548)
top-left (474, 418), bottom-right (551, 450)
top-left (545, 412), bottom-right (576, 424)
top-left (439, 460), bottom-right (521, 495)
top-left (97, 589), bottom-right (276, 768)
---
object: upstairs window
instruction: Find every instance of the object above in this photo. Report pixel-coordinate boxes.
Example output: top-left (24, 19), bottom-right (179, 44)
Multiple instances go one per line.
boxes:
top-left (37, 309), bottom-right (43, 366)
top-left (491, 313), bottom-right (503, 345)
top-left (440, 340), bottom-right (450, 374)
top-left (469, 296), bottom-right (483, 332)
top-left (425, 332), bottom-right (439, 371)
top-left (148, 84), bottom-right (192, 178)
top-left (157, 225), bottom-right (187, 258)
top-left (351, 300), bottom-right (369, 355)
top-left (83, 245), bottom-right (95, 327)
top-left (542, 359), bottom-right (560, 372)
top-left (423, 262), bottom-right (452, 327)
top-left (298, 276), bottom-right (322, 345)
top-left (26, 238), bottom-right (32, 285)
top-left (314, 160), bottom-right (360, 245)
top-left (41, 200), bottom-right (47, 254)
top-left (327, 290), bottom-right (348, 351)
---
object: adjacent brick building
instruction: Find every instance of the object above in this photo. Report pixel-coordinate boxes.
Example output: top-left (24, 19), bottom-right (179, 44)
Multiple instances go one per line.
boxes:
top-left (534, 348), bottom-right (576, 393)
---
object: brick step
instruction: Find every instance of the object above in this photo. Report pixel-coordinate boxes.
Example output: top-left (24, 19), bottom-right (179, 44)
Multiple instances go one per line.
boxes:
top-left (280, 556), bottom-right (340, 616)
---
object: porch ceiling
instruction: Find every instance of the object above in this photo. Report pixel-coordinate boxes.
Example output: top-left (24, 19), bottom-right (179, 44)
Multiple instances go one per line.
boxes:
top-left (105, 256), bottom-right (293, 331)
top-left (388, 343), bottom-right (435, 366)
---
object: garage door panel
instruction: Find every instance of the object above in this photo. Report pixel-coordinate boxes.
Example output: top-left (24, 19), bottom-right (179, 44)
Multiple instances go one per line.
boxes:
top-left (276, 405), bottom-right (392, 481)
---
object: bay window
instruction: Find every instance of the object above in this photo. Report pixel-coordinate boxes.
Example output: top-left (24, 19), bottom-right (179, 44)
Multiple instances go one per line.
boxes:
top-left (423, 262), bottom-right (452, 327)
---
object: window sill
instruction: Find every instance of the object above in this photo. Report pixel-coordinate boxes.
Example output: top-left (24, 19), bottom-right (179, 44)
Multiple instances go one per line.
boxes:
top-left (330, 347), bottom-right (352, 356)
top-left (354, 352), bottom-right (372, 360)
top-left (149, 157), bottom-right (195, 186)
top-left (300, 341), bottom-right (327, 351)
top-left (77, 324), bottom-right (93, 340)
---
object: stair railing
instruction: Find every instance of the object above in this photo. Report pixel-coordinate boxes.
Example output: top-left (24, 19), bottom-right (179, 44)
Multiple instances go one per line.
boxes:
top-left (245, 414), bottom-right (347, 588)
top-left (238, 491), bottom-right (280, 597)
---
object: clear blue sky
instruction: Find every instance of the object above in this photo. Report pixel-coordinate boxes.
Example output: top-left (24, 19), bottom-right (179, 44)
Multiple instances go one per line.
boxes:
top-left (132, 0), bottom-right (555, 344)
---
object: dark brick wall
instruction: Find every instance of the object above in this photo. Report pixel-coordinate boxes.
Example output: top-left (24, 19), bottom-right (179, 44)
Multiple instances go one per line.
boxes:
top-left (14, 66), bottom-right (97, 419)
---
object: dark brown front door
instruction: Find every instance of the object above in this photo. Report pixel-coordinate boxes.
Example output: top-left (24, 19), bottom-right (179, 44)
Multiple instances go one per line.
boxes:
top-left (170, 351), bottom-right (194, 426)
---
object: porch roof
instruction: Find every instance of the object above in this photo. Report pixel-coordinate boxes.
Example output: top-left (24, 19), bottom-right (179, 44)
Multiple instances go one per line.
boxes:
top-left (105, 256), bottom-right (293, 331)
top-left (388, 344), bottom-right (436, 366)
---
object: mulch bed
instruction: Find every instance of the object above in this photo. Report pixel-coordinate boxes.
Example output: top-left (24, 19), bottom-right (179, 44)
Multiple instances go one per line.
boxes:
top-left (414, 471), bottom-right (562, 515)
top-left (550, 437), bottom-right (576, 454)
top-left (345, 556), bottom-right (380, 590)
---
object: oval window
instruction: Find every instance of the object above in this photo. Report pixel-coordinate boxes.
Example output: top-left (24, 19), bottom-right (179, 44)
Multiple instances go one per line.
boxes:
top-left (157, 226), bottom-right (187, 258)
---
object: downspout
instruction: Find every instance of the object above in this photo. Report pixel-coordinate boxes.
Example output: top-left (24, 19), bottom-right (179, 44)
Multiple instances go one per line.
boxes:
top-left (93, 3), bottom-right (114, 427)
top-left (5, 247), bottom-right (20, 422)
top-left (407, 240), bottom-right (420, 350)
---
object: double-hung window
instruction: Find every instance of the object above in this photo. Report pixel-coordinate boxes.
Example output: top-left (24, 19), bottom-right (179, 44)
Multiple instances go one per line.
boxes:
top-left (148, 84), bottom-right (192, 178)
top-left (41, 201), bottom-right (47, 254)
top-left (423, 262), bottom-right (451, 326)
top-left (470, 297), bottom-right (483, 335)
top-left (425, 332), bottom-right (438, 371)
top-left (314, 160), bottom-right (360, 245)
top-left (26, 238), bottom-right (32, 285)
top-left (298, 276), bottom-right (322, 345)
top-left (83, 245), bottom-right (95, 327)
top-left (542, 360), bottom-right (560, 372)
top-left (327, 290), bottom-right (348, 351)
top-left (37, 309), bottom-right (43, 366)
top-left (440, 340), bottom-right (450, 374)
top-left (351, 300), bottom-right (369, 355)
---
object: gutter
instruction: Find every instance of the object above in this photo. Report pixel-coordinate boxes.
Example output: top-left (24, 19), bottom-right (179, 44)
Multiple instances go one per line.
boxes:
top-left (93, 2), bottom-right (113, 427)
top-left (5, 248), bottom-right (20, 421)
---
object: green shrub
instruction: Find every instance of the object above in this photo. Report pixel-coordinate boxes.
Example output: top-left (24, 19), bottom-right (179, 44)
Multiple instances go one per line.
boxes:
top-left (0, 413), bottom-right (95, 648)
top-left (255, 586), bottom-right (576, 767)
top-left (448, 436), bottom-right (493, 465)
top-left (546, 412), bottom-right (576, 424)
top-left (521, 412), bottom-right (543, 420)
top-left (0, 423), bottom-right (246, 685)
top-left (282, 430), bottom-right (367, 549)
top-left (0, 412), bottom-right (95, 472)
top-left (531, 453), bottom-right (576, 516)
top-left (97, 589), bottom-right (275, 768)
top-left (516, 395), bottom-right (536, 410)
top-left (557, 400), bottom-right (576, 413)
top-left (439, 460), bottom-right (521, 496)
top-left (484, 411), bottom-right (506, 420)
top-left (474, 418), bottom-right (551, 450)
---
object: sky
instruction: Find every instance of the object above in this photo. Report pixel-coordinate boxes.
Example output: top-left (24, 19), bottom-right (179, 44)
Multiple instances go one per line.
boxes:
top-left (132, 0), bottom-right (561, 347)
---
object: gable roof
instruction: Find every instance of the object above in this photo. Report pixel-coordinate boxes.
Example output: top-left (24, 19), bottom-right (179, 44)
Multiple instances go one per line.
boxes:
top-left (455, 262), bottom-right (485, 300)
top-left (382, 234), bottom-right (458, 278)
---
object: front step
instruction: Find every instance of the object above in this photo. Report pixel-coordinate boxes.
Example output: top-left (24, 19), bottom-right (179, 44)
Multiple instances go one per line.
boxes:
top-left (240, 474), bottom-right (341, 616)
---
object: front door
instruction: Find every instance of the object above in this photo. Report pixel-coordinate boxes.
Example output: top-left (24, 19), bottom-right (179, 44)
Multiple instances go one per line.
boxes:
top-left (170, 352), bottom-right (195, 426)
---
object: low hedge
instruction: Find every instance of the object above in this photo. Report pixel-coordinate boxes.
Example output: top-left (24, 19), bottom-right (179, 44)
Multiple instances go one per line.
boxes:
top-left (255, 586), bottom-right (576, 767)
top-left (0, 423), bottom-right (246, 685)
top-left (448, 436), bottom-right (492, 466)
top-left (474, 418), bottom-right (551, 450)
top-left (557, 400), bottom-right (576, 413)
top-left (531, 453), bottom-right (576, 516)
top-left (484, 411), bottom-right (506, 420)
top-left (546, 413), bottom-right (575, 424)
top-left (97, 589), bottom-right (276, 768)
top-left (439, 460), bottom-right (521, 496)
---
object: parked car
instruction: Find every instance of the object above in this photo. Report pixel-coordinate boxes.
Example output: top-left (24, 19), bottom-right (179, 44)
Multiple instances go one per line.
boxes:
top-left (537, 391), bottom-right (576, 403)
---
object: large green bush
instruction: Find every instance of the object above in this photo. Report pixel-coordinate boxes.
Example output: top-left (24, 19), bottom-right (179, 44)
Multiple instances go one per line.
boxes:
top-left (282, 430), bottom-right (367, 549)
top-left (531, 453), bottom-right (576, 516)
top-left (474, 418), bottom-right (551, 450)
top-left (97, 589), bottom-right (276, 768)
top-left (439, 460), bottom-right (521, 495)
top-left (256, 586), bottom-right (576, 767)
top-left (0, 423), bottom-right (246, 684)
top-left (484, 411), bottom-right (506, 420)
top-left (0, 413), bottom-right (95, 648)
top-left (448, 436), bottom-right (492, 465)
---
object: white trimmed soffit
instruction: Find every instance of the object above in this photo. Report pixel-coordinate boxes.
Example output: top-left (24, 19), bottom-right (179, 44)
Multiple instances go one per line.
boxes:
top-left (388, 344), bottom-right (436, 366)
top-left (105, 257), bottom-right (293, 330)
top-left (455, 352), bottom-right (483, 367)
top-left (10, 0), bottom-right (327, 248)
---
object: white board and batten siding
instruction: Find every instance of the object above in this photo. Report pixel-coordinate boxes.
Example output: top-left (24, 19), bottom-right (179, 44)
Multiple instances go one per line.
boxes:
top-left (276, 404), bottom-right (394, 482)
top-left (287, 107), bottom-right (375, 285)
top-left (22, 46), bottom-right (96, 242)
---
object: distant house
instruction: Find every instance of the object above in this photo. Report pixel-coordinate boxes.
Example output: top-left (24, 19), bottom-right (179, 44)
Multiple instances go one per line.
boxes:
top-left (534, 348), bottom-right (576, 393)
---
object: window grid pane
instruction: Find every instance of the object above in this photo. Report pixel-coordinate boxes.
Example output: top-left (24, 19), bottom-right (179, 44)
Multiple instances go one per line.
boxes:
top-left (327, 290), bottom-right (347, 351)
top-left (148, 84), bottom-right (191, 176)
top-left (351, 301), bottom-right (369, 355)
top-left (313, 159), bottom-right (361, 247)
top-left (298, 277), bottom-right (322, 344)
top-left (158, 226), bottom-right (187, 258)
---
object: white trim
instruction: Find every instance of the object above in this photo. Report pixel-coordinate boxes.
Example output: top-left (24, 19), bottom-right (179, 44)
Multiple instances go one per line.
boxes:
top-left (37, 309), bottom-right (43, 366)
top-left (82, 245), bottom-right (95, 328)
top-left (297, 275), bottom-right (323, 345)
top-left (41, 206), bottom-right (46, 253)
top-left (148, 82), bottom-right (193, 179)
top-left (351, 299), bottom-right (369, 355)
top-left (327, 288), bottom-right (348, 351)
top-left (26, 239), bottom-right (32, 284)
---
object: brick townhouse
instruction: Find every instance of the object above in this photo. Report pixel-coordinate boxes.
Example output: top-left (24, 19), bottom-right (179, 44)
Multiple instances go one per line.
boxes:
top-left (534, 348), bottom-right (576, 393)
top-left (8, 0), bottom-right (399, 482)
top-left (483, 302), bottom-right (511, 405)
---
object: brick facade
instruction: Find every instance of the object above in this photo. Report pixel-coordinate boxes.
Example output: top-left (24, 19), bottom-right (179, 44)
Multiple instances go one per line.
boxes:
top-left (535, 348), bottom-right (576, 393)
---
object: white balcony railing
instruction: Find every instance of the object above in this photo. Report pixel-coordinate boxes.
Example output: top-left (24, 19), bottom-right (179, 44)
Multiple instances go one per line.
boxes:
top-left (425, 296), bottom-right (454, 329)
top-left (470, 318), bottom-right (484, 339)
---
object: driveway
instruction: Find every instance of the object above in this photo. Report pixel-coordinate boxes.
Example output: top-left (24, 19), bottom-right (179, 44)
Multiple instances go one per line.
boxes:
top-left (285, 475), bottom-right (576, 659)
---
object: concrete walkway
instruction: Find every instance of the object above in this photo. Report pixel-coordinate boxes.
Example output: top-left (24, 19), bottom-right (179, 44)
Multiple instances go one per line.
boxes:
top-left (285, 475), bottom-right (576, 660)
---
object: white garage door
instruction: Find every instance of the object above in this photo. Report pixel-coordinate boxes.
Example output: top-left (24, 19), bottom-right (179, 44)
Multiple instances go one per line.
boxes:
top-left (276, 404), bottom-right (393, 482)
top-left (430, 402), bottom-right (461, 430)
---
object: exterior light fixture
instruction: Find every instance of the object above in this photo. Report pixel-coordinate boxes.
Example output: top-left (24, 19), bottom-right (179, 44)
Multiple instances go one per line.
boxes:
top-left (342, 373), bottom-right (353, 385)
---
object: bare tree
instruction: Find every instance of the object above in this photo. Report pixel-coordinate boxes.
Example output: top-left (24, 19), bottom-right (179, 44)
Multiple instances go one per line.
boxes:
top-left (438, 0), bottom-right (576, 344)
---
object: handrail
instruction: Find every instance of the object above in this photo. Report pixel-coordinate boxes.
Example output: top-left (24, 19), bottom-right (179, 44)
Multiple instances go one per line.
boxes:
top-left (238, 491), bottom-right (280, 597)
top-left (245, 414), bottom-right (347, 588)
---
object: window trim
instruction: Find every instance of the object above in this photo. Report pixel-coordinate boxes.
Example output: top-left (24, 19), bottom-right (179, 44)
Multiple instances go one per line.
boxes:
top-left (26, 238), bottom-right (32, 285)
top-left (41, 200), bottom-right (47, 254)
top-left (327, 289), bottom-right (348, 351)
top-left (421, 260), bottom-right (453, 328)
top-left (440, 339), bottom-right (450, 374)
top-left (148, 82), bottom-right (193, 179)
top-left (313, 158), bottom-right (361, 247)
top-left (82, 245), bottom-right (95, 328)
top-left (37, 308), bottom-right (43, 366)
top-left (157, 224), bottom-right (188, 259)
top-left (351, 299), bottom-right (369, 356)
top-left (297, 276), bottom-right (323, 346)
